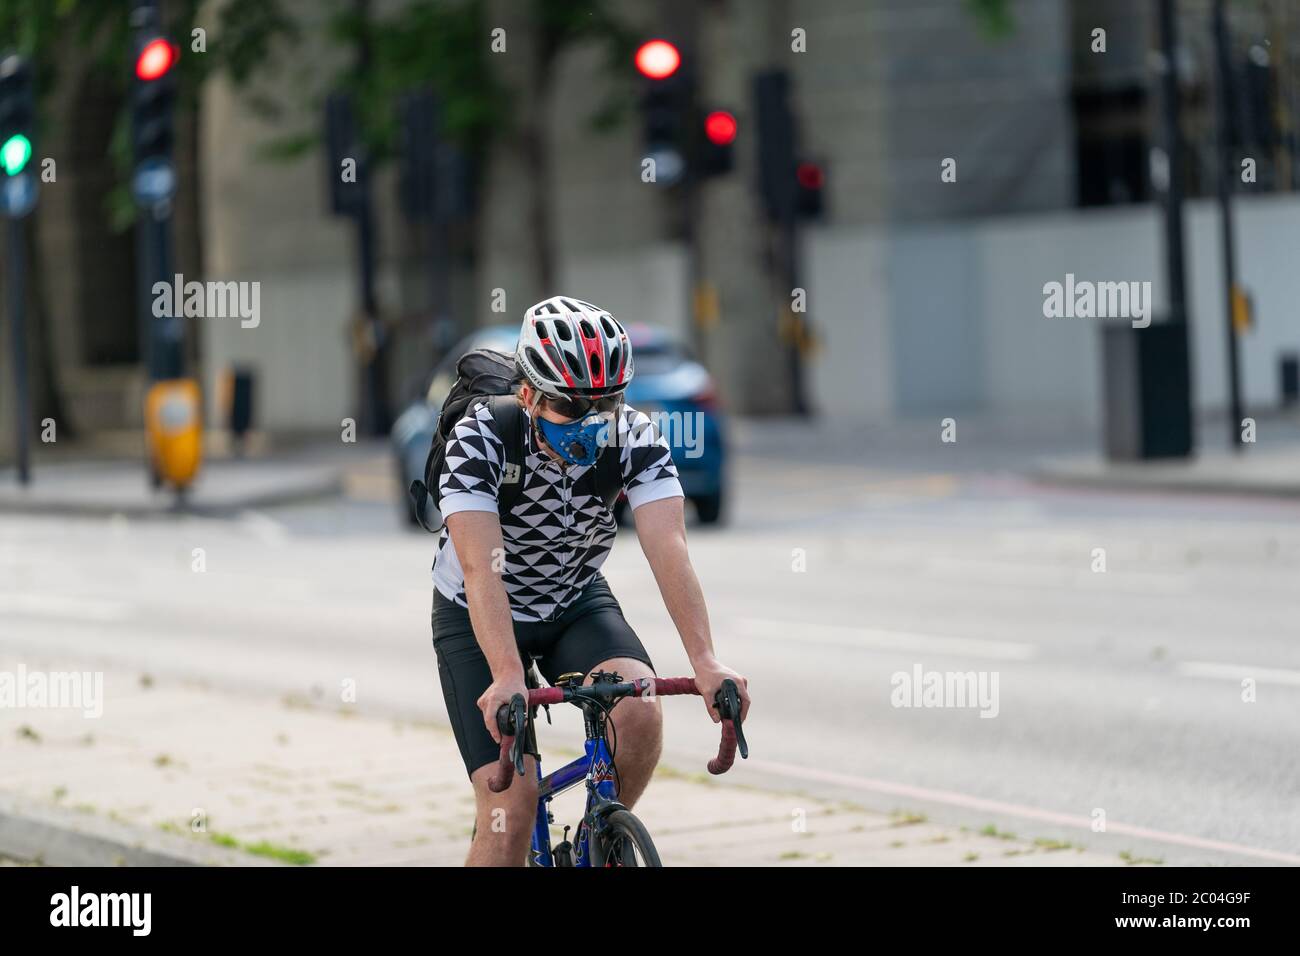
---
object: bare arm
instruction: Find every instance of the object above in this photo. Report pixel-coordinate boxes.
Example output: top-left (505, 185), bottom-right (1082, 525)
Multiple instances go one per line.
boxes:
top-left (446, 510), bottom-right (525, 741)
top-left (632, 496), bottom-right (749, 721)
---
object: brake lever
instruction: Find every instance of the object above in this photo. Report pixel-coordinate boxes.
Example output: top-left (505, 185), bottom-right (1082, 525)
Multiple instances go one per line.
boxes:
top-left (714, 679), bottom-right (749, 760)
top-left (497, 694), bottom-right (529, 777)
top-left (510, 696), bottom-right (528, 776)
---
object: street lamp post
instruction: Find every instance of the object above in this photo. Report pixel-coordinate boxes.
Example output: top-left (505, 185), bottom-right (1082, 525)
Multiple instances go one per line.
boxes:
top-left (1213, 0), bottom-right (1246, 451)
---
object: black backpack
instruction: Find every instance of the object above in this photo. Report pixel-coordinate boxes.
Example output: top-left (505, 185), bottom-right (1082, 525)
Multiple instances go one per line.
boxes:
top-left (408, 347), bottom-right (623, 532)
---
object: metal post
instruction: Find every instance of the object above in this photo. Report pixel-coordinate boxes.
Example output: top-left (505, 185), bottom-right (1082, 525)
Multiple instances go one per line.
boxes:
top-left (7, 217), bottom-right (30, 483)
top-left (1213, 0), bottom-right (1245, 450)
top-left (1157, 0), bottom-right (1189, 332)
top-left (779, 201), bottom-right (808, 416)
top-left (1154, 0), bottom-right (1195, 457)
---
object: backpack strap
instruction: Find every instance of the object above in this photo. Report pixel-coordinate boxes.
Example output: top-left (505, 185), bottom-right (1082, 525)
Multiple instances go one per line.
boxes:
top-left (487, 394), bottom-right (525, 515)
top-left (487, 393), bottom-right (623, 516)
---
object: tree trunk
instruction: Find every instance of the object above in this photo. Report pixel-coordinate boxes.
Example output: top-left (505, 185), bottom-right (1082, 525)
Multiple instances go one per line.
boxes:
top-left (528, 50), bottom-right (555, 291)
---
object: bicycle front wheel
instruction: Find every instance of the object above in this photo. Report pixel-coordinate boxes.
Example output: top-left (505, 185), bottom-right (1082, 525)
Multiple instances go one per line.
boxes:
top-left (595, 809), bottom-right (662, 867)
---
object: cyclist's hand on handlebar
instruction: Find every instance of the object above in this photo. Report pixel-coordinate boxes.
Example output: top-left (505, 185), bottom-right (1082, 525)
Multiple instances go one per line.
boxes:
top-left (692, 658), bottom-right (750, 724)
top-left (478, 673), bottom-right (527, 744)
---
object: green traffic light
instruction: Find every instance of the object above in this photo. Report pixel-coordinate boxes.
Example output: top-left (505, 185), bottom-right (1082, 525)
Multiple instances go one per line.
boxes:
top-left (1, 133), bottom-right (31, 176)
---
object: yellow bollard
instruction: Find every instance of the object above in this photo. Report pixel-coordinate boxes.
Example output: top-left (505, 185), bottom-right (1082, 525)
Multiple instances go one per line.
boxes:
top-left (145, 378), bottom-right (203, 490)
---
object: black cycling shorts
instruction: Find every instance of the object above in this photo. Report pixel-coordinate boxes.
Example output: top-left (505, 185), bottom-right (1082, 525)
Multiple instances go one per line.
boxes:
top-left (431, 573), bottom-right (655, 777)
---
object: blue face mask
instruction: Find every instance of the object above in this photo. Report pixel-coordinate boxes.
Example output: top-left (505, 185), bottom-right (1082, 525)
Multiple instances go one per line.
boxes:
top-left (536, 411), bottom-right (613, 466)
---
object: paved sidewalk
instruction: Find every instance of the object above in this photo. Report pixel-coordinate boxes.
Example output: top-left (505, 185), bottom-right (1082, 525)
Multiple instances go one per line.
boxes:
top-left (0, 658), bottom-right (1134, 867)
top-left (1032, 446), bottom-right (1300, 498)
top-left (0, 454), bottom-right (343, 519)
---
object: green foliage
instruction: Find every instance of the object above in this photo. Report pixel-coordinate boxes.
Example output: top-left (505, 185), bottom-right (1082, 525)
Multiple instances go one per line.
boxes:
top-left (0, 0), bottom-right (299, 230)
top-left (964, 0), bottom-right (1016, 40)
top-left (323, 0), bottom-right (502, 162)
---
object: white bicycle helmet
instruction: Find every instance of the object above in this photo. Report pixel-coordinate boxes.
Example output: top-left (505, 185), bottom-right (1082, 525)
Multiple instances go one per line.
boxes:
top-left (516, 296), bottom-right (633, 398)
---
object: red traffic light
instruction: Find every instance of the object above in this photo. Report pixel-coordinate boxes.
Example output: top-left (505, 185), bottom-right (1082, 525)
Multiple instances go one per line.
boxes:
top-left (635, 40), bottom-right (680, 80)
top-left (136, 38), bottom-right (178, 81)
top-left (796, 161), bottom-right (825, 190)
top-left (704, 111), bottom-right (737, 146)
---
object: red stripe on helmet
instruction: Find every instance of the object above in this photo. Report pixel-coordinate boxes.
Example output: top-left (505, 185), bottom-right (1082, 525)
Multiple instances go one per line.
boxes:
top-left (577, 325), bottom-right (605, 389)
top-left (535, 337), bottom-right (575, 389)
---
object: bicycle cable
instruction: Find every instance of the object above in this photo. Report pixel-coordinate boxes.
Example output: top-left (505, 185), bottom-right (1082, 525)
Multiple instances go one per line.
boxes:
top-left (592, 696), bottom-right (622, 797)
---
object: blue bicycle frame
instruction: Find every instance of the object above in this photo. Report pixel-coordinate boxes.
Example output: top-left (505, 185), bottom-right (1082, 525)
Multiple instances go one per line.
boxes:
top-left (528, 731), bottom-right (622, 867)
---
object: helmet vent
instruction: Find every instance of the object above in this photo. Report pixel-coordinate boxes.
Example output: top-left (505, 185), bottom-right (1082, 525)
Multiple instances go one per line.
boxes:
top-left (560, 298), bottom-right (581, 312)
top-left (600, 315), bottom-right (617, 337)
top-left (590, 354), bottom-right (602, 379)
top-left (542, 302), bottom-right (561, 314)
top-left (578, 319), bottom-right (596, 339)
top-left (542, 343), bottom-right (564, 375)
top-left (608, 346), bottom-right (620, 376)
top-left (563, 350), bottom-right (586, 381)
top-left (532, 320), bottom-right (548, 338)
top-left (553, 320), bottom-right (573, 342)
top-left (524, 347), bottom-right (556, 382)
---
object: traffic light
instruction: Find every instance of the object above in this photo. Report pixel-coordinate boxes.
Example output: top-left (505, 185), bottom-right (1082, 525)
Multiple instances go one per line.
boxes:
top-left (0, 55), bottom-right (34, 178)
top-left (131, 34), bottom-right (177, 164)
top-left (397, 88), bottom-right (475, 224)
top-left (325, 92), bottom-right (363, 216)
top-left (636, 39), bottom-right (690, 186)
top-left (796, 160), bottom-right (826, 220)
top-left (754, 70), bottom-right (797, 220)
top-left (700, 109), bottom-right (737, 176)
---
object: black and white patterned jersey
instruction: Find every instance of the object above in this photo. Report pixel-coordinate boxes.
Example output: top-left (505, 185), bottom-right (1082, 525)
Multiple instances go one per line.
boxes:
top-left (432, 400), bottom-right (683, 622)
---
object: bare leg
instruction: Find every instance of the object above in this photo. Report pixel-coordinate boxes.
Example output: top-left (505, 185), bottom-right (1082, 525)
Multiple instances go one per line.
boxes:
top-left (466, 756), bottom-right (540, 866)
top-left (586, 657), bottom-right (663, 809)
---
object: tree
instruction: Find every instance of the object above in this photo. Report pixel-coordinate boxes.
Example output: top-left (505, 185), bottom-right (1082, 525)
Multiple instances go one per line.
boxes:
top-left (0, 0), bottom-right (298, 443)
top-left (298, 0), bottom-right (634, 296)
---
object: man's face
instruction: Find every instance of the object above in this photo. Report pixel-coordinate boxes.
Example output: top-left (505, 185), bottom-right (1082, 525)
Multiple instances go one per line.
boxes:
top-left (520, 384), bottom-right (621, 463)
top-left (521, 384), bottom-right (580, 425)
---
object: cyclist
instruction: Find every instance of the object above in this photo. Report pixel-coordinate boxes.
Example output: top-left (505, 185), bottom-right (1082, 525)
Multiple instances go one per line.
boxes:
top-left (431, 296), bottom-right (750, 866)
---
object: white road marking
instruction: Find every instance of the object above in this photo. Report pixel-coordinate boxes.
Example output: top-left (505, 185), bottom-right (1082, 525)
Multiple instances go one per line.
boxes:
top-left (0, 592), bottom-right (131, 623)
top-left (747, 757), bottom-right (1300, 865)
top-left (734, 616), bottom-right (1036, 661)
top-left (1177, 660), bottom-right (1300, 687)
top-left (236, 509), bottom-right (290, 545)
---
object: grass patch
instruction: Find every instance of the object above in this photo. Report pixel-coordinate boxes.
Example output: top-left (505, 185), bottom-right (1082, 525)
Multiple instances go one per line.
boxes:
top-left (652, 764), bottom-right (714, 786)
top-left (243, 841), bottom-right (317, 865)
top-left (1033, 837), bottom-right (1075, 852)
top-left (980, 824), bottom-right (1016, 841)
top-left (889, 810), bottom-right (927, 827)
top-left (1119, 850), bottom-right (1163, 866)
top-left (963, 852), bottom-right (979, 863)
top-left (206, 830), bottom-right (315, 864)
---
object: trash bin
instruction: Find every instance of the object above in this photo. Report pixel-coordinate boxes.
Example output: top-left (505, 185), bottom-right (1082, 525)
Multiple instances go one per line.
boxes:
top-left (1101, 319), bottom-right (1193, 460)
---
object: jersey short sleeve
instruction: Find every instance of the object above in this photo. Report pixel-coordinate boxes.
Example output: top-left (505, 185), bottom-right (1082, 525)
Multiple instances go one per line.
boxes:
top-left (438, 401), bottom-right (505, 517)
top-left (619, 406), bottom-right (684, 511)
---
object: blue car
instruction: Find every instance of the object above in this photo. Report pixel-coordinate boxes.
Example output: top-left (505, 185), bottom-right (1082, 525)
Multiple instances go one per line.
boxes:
top-left (391, 323), bottom-right (727, 526)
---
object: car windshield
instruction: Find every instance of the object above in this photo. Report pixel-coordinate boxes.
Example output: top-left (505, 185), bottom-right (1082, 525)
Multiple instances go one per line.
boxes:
top-left (630, 341), bottom-right (691, 375)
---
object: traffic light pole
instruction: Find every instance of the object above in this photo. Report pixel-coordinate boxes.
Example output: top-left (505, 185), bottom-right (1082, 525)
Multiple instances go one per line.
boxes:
top-left (136, 204), bottom-right (181, 382)
top-left (7, 216), bottom-right (30, 483)
top-left (777, 203), bottom-right (809, 417)
top-left (356, 172), bottom-right (389, 435)
top-left (1213, 0), bottom-right (1245, 451)
top-left (1155, 0), bottom-right (1195, 456)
